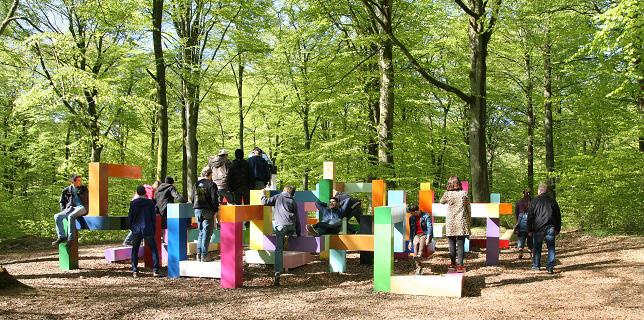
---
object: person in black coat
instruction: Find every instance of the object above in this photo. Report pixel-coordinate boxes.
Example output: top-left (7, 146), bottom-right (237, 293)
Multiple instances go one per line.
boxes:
top-left (247, 147), bottom-right (271, 190)
top-left (52, 174), bottom-right (89, 246)
top-left (227, 149), bottom-right (253, 204)
top-left (129, 185), bottom-right (162, 278)
top-left (154, 176), bottom-right (186, 229)
top-left (191, 167), bottom-right (219, 262)
top-left (528, 182), bottom-right (562, 274)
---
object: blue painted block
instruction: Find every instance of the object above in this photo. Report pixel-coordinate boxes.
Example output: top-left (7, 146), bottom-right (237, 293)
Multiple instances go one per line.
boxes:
top-left (168, 216), bottom-right (189, 279)
top-left (75, 216), bottom-right (129, 230)
top-left (329, 249), bottom-right (346, 273)
top-left (387, 190), bottom-right (406, 206)
top-left (490, 193), bottom-right (501, 203)
top-left (168, 203), bottom-right (194, 219)
top-left (464, 237), bottom-right (470, 252)
top-left (294, 191), bottom-right (320, 203)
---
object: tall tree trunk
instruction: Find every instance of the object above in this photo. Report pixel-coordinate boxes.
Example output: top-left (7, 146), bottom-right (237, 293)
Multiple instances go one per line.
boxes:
top-left (85, 90), bottom-right (103, 162)
top-left (543, 26), bottom-right (556, 196)
top-left (184, 86), bottom-right (199, 199)
top-left (235, 58), bottom-right (245, 152)
top-left (524, 52), bottom-right (535, 193)
top-left (153, 0), bottom-right (169, 181)
top-left (466, 0), bottom-right (492, 203)
top-left (181, 101), bottom-right (188, 196)
top-left (375, 0), bottom-right (394, 168)
top-left (365, 60), bottom-right (380, 177)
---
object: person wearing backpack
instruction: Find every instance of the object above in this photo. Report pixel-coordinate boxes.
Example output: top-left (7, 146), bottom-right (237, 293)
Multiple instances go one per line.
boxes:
top-left (514, 189), bottom-right (533, 260)
top-left (209, 149), bottom-right (232, 204)
top-left (154, 176), bottom-right (186, 229)
top-left (191, 166), bottom-right (219, 262)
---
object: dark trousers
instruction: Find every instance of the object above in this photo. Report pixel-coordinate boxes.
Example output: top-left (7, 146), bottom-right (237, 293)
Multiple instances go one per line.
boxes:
top-left (274, 225), bottom-right (296, 275)
top-left (314, 221), bottom-right (342, 235)
top-left (344, 207), bottom-right (362, 233)
top-left (233, 188), bottom-right (250, 205)
top-left (448, 235), bottom-right (467, 266)
top-left (131, 234), bottom-right (160, 273)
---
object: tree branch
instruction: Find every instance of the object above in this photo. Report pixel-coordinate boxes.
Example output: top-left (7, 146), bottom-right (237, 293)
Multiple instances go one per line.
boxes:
top-left (0, 0), bottom-right (20, 36)
top-left (454, 0), bottom-right (480, 18)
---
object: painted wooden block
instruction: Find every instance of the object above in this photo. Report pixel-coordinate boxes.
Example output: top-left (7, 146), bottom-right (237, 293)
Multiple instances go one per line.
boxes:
top-left (59, 219), bottom-right (78, 270)
top-left (328, 234), bottom-right (374, 251)
top-left (323, 161), bottom-right (335, 180)
top-left (420, 182), bottom-right (432, 191)
top-left (294, 190), bottom-right (320, 203)
top-left (263, 236), bottom-right (323, 252)
top-left (75, 216), bottom-right (129, 230)
top-left (343, 183), bottom-right (372, 193)
top-left (143, 215), bottom-right (162, 268)
top-left (88, 163), bottom-right (142, 216)
top-left (167, 203), bottom-right (192, 278)
top-left (244, 250), bottom-right (312, 270)
top-left (419, 190), bottom-right (434, 213)
top-left (105, 246), bottom-right (144, 263)
top-left (389, 273), bottom-right (464, 297)
top-left (486, 217), bottom-right (500, 266)
top-left (318, 180), bottom-right (333, 204)
top-left (250, 190), bottom-right (269, 205)
top-left (220, 205), bottom-right (263, 223)
top-left (469, 238), bottom-right (510, 250)
top-left (374, 206), bottom-right (393, 293)
top-left (329, 249), bottom-right (347, 273)
top-left (220, 221), bottom-right (243, 288)
top-left (359, 215), bottom-right (374, 265)
top-left (433, 223), bottom-right (446, 238)
top-left (372, 180), bottom-right (387, 211)
top-left (187, 241), bottom-right (219, 255)
top-left (179, 260), bottom-right (221, 278)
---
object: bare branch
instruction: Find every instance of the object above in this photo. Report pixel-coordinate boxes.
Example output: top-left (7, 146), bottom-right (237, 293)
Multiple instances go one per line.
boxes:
top-left (454, 0), bottom-right (480, 18)
top-left (0, 0), bottom-right (20, 36)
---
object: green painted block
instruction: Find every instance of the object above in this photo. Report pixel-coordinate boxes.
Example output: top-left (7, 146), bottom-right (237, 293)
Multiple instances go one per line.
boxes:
top-left (343, 183), bottom-right (372, 193)
top-left (373, 207), bottom-right (393, 292)
top-left (318, 179), bottom-right (333, 204)
top-left (188, 229), bottom-right (199, 242)
top-left (59, 219), bottom-right (78, 270)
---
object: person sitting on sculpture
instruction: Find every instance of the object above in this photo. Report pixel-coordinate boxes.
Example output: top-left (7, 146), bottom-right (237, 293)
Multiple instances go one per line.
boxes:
top-left (52, 174), bottom-right (89, 246)
top-left (306, 196), bottom-right (351, 236)
top-left (334, 192), bottom-right (362, 234)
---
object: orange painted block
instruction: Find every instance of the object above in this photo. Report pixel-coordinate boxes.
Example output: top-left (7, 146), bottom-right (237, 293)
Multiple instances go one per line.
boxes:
top-left (372, 180), bottom-right (386, 211)
top-left (329, 234), bottom-right (374, 251)
top-left (419, 190), bottom-right (434, 213)
top-left (499, 203), bottom-right (513, 215)
top-left (307, 218), bottom-right (318, 225)
top-left (405, 212), bottom-right (411, 239)
top-left (89, 162), bottom-right (142, 216)
top-left (220, 205), bottom-right (264, 223)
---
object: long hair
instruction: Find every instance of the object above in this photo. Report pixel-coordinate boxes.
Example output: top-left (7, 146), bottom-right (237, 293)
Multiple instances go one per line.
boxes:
top-left (517, 188), bottom-right (532, 213)
top-left (446, 176), bottom-right (462, 191)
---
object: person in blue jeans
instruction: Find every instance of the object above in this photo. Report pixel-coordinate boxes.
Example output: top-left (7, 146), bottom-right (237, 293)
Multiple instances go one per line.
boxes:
top-left (191, 166), bottom-right (219, 262)
top-left (528, 182), bottom-right (562, 274)
top-left (306, 197), bottom-right (351, 236)
top-left (129, 185), bottom-right (162, 278)
top-left (408, 204), bottom-right (433, 274)
top-left (514, 189), bottom-right (533, 259)
top-left (52, 174), bottom-right (88, 246)
top-left (262, 185), bottom-right (300, 286)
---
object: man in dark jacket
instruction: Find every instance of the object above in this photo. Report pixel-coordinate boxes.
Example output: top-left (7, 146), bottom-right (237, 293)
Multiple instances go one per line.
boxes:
top-left (192, 166), bottom-right (219, 262)
top-left (227, 149), bottom-right (253, 204)
top-left (52, 174), bottom-right (89, 246)
top-left (247, 147), bottom-right (271, 190)
top-left (154, 176), bottom-right (186, 229)
top-left (261, 185), bottom-right (301, 286)
top-left (528, 182), bottom-right (562, 274)
top-left (129, 185), bottom-right (162, 278)
top-left (209, 149), bottom-right (232, 203)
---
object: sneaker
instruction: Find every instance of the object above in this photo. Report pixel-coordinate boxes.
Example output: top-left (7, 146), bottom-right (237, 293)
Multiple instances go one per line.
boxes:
top-left (456, 265), bottom-right (466, 273)
top-left (306, 224), bottom-right (319, 236)
top-left (152, 271), bottom-right (164, 277)
top-left (51, 237), bottom-right (67, 246)
top-left (531, 266), bottom-right (540, 271)
top-left (274, 272), bottom-right (281, 287)
top-left (448, 264), bottom-right (457, 271)
top-left (133, 272), bottom-right (139, 278)
top-left (202, 254), bottom-right (213, 262)
top-left (415, 267), bottom-right (422, 275)
top-left (547, 268), bottom-right (555, 275)
top-left (196, 254), bottom-right (201, 262)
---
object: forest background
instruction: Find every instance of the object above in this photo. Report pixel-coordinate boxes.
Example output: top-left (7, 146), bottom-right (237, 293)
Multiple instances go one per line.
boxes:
top-left (0, 0), bottom-right (641, 245)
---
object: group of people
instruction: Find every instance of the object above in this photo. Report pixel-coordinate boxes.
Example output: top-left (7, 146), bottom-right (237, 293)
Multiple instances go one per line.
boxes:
top-left (50, 147), bottom-right (276, 277)
top-left (51, 161), bottom-right (561, 282)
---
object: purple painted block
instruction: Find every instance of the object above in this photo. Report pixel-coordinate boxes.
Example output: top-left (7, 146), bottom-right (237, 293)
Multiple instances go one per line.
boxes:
top-left (297, 202), bottom-right (308, 236)
top-left (105, 246), bottom-right (144, 263)
top-left (486, 217), bottom-right (500, 266)
top-left (263, 236), bottom-right (323, 253)
top-left (221, 221), bottom-right (243, 288)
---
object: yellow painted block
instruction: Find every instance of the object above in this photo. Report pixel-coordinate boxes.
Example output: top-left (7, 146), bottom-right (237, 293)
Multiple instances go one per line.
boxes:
top-left (390, 274), bottom-right (463, 297)
top-left (420, 182), bottom-right (432, 191)
top-left (250, 190), bottom-right (268, 205)
top-left (263, 207), bottom-right (272, 235)
top-left (471, 203), bottom-right (500, 218)
top-left (329, 234), bottom-right (374, 251)
top-left (320, 235), bottom-right (330, 260)
top-left (187, 241), bottom-right (219, 255)
top-left (500, 229), bottom-right (514, 240)
top-left (323, 161), bottom-right (335, 180)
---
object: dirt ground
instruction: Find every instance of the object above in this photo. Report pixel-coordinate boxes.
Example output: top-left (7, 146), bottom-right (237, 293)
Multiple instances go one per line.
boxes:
top-left (0, 231), bottom-right (642, 320)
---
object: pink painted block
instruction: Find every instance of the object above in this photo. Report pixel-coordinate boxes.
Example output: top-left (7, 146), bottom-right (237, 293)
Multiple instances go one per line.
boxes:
top-left (105, 246), bottom-right (144, 263)
top-left (221, 221), bottom-right (243, 288)
top-left (462, 181), bottom-right (469, 193)
top-left (303, 202), bottom-right (317, 212)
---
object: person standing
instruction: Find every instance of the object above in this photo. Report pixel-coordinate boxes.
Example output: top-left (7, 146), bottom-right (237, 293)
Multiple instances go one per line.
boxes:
top-left (124, 180), bottom-right (160, 246)
top-left (129, 185), bottom-right (162, 278)
top-left (514, 189), bottom-right (533, 260)
top-left (261, 185), bottom-right (301, 286)
top-left (52, 174), bottom-right (89, 246)
top-left (227, 149), bottom-right (253, 204)
top-left (440, 176), bottom-right (471, 273)
top-left (247, 147), bottom-right (271, 190)
top-left (154, 176), bottom-right (186, 229)
top-left (528, 182), bottom-right (562, 274)
top-left (209, 149), bottom-right (233, 204)
top-left (191, 167), bottom-right (219, 262)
